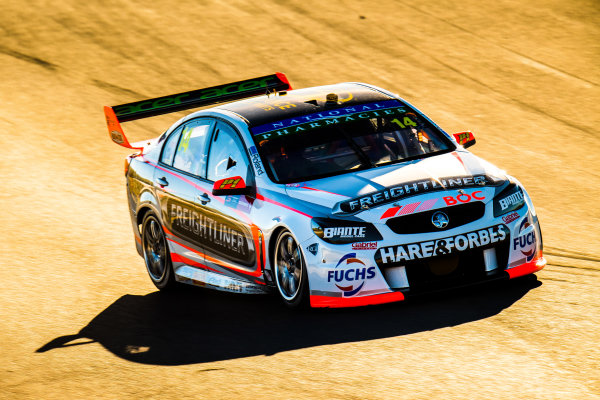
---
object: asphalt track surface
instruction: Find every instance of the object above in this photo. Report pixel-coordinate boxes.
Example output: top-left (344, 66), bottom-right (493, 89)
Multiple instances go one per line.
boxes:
top-left (1, 1), bottom-right (599, 398)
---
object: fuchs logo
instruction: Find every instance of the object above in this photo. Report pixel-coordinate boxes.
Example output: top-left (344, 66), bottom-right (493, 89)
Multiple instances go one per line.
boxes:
top-left (513, 217), bottom-right (536, 262)
top-left (327, 253), bottom-right (376, 297)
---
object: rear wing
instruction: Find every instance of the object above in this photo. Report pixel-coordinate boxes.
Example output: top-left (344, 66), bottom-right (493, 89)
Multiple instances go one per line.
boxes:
top-left (104, 72), bottom-right (292, 150)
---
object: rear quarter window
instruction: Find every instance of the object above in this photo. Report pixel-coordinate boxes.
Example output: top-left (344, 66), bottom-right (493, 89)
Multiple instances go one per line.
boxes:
top-left (160, 126), bottom-right (183, 166)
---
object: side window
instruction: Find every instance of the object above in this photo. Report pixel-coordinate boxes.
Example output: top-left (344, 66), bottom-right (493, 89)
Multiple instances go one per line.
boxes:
top-left (207, 122), bottom-right (249, 182)
top-left (160, 126), bottom-right (183, 166)
top-left (172, 119), bottom-right (213, 176)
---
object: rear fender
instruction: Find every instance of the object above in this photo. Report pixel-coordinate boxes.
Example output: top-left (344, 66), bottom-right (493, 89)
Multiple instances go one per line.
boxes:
top-left (137, 191), bottom-right (161, 226)
top-left (133, 192), bottom-right (161, 255)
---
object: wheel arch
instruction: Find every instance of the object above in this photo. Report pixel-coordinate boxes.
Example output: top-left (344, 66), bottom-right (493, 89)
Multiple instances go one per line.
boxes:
top-left (136, 202), bottom-right (162, 234)
top-left (136, 206), bottom-right (152, 230)
top-left (268, 225), bottom-right (288, 274)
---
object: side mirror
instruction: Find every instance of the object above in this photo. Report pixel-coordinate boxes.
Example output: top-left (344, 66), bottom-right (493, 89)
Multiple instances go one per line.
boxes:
top-left (453, 131), bottom-right (476, 148)
top-left (212, 176), bottom-right (251, 196)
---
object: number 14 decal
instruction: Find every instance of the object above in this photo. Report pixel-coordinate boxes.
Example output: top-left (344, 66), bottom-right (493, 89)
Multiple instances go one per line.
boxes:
top-left (390, 116), bottom-right (417, 129)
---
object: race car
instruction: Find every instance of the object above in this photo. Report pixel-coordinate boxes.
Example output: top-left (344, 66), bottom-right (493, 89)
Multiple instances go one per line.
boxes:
top-left (104, 72), bottom-right (545, 308)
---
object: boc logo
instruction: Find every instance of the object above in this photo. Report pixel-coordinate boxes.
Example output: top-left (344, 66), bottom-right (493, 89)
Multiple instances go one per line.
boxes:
top-left (513, 217), bottom-right (536, 262)
top-left (327, 253), bottom-right (376, 297)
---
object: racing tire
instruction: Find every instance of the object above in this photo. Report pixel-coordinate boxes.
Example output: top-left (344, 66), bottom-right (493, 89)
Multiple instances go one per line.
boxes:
top-left (273, 230), bottom-right (309, 308)
top-left (141, 213), bottom-right (178, 290)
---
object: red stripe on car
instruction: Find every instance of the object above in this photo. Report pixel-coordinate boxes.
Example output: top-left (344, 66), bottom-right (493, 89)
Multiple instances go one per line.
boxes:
top-left (415, 198), bottom-right (437, 212)
top-left (167, 236), bottom-right (262, 277)
top-left (507, 253), bottom-right (546, 279)
top-left (310, 292), bottom-right (405, 308)
top-left (397, 202), bottom-right (419, 215)
top-left (380, 206), bottom-right (400, 219)
top-left (300, 186), bottom-right (350, 197)
top-left (142, 158), bottom-right (253, 224)
top-left (170, 253), bottom-right (220, 274)
top-left (451, 151), bottom-right (468, 173)
top-left (255, 193), bottom-right (312, 218)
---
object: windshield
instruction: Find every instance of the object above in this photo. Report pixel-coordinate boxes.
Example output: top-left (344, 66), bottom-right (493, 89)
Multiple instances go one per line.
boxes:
top-left (250, 100), bottom-right (453, 183)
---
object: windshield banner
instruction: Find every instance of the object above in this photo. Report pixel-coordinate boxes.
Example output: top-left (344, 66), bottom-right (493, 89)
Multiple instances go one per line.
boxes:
top-left (251, 100), bottom-right (404, 140)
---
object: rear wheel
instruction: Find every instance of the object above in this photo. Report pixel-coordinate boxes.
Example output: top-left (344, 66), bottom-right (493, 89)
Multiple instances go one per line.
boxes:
top-left (142, 213), bottom-right (177, 290)
top-left (274, 231), bottom-right (309, 308)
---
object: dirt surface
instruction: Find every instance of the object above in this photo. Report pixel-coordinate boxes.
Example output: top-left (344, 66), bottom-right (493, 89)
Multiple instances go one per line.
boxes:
top-left (1, 0), bottom-right (599, 398)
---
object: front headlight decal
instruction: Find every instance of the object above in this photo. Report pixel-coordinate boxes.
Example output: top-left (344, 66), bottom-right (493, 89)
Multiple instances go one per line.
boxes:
top-left (311, 218), bottom-right (383, 244)
top-left (493, 184), bottom-right (525, 217)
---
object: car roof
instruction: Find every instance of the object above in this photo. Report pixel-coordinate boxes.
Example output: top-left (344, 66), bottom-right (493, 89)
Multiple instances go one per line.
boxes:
top-left (216, 82), bottom-right (395, 128)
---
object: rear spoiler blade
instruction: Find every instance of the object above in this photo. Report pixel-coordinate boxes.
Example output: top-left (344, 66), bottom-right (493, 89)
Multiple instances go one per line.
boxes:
top-left (104, 72), bottom-right (292, 149)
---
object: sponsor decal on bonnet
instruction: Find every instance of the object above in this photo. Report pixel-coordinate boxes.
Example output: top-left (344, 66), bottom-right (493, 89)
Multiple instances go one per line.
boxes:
top-left (339, 175), bottom-right (501, 213)
top-left (442, 190), bottom-right (485, 205)
top-left (380, 199), bottom-right (438, 219)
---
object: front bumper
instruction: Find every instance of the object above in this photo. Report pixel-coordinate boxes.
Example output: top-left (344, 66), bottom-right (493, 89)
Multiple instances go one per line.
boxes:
top-left (309, 254), bottom-right (546, 308)
top-left (304, 200), bottom-right (544, 308)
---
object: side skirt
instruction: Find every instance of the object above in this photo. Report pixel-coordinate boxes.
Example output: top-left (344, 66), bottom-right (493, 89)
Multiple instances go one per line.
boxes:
top-left (174, 265), bottom-right (269, 294)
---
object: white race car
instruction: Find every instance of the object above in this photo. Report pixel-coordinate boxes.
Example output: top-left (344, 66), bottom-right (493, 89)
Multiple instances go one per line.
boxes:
top-left (105, 73), bottom-right (545, 308)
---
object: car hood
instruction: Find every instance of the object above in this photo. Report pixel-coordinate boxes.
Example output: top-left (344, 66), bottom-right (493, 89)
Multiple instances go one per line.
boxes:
top-left (284, 151), bottom-right (506, 216)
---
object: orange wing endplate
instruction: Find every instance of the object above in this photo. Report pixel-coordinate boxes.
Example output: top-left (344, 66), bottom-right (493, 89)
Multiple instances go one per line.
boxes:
top-left (104, 106), bottom-right (144, 150)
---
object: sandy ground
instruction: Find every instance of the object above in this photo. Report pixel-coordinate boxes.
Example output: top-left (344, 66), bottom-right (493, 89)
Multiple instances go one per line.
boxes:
top-left (1, 0), bottom-right (599, 398)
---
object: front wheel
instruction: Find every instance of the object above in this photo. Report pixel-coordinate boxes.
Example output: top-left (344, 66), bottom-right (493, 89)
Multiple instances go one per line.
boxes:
top-left (273, 231), bottom-right (309, 308)
top-left (141, 213), bottom-right (177, 290)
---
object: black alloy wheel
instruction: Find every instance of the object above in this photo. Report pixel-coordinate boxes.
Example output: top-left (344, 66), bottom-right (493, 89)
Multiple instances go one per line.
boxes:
top-left (142, 213), bottom-right (177, 290)
top-left (274, 230), bottom-right (309, 308)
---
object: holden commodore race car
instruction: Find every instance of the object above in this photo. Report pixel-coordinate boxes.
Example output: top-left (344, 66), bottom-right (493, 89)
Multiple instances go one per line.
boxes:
top-left (104, 72), bottom-right (545, 308)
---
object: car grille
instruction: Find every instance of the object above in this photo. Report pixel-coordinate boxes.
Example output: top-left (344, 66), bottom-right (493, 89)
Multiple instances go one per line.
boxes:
top-left (385, 201), bottom-right (485, 234)
top-left (381, 240), bottom-right (510, 293)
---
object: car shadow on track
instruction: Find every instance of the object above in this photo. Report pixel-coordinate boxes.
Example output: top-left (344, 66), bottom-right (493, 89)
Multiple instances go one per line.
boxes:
top-left (37, 276), bottom-right (541, 365)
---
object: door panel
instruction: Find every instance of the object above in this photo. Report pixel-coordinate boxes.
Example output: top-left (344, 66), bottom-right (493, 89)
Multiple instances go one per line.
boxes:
top-left (200, 121), bottom-right (258, 272)
top-left (155, 118), bottom-right (259, 278)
